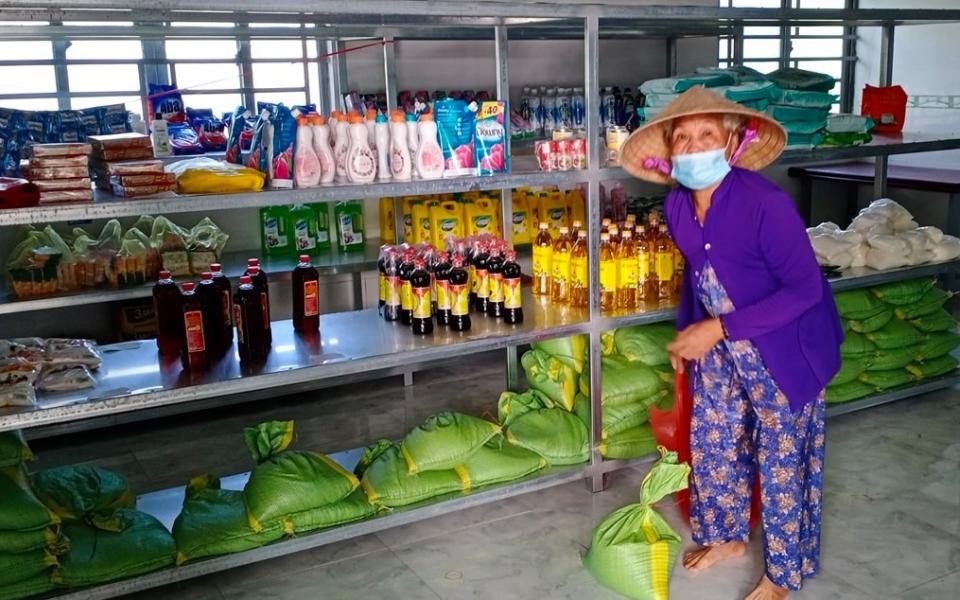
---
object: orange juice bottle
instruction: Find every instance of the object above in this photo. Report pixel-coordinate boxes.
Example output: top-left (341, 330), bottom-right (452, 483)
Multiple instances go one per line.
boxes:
top-left (616, 229), bottom-right (637, 310)
top-left (551, 226), bottom-right (573, 303)
top-left (570, 230), bottom-right (588, 308)
top-left (636, 225), bottom-right (654, 303)
top-left (599, 232), bottom-right (617, 312)
top-left (532, 222), bottom-right (553, 296)
top-left (656, 224), bottom-right (675, 301)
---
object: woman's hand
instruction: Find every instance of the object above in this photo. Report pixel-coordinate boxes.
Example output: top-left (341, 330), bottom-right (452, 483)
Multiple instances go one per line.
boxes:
top-left (669, 348), bottom-right (685, 374)
top-left (668, 318), bottom-right (725, 363)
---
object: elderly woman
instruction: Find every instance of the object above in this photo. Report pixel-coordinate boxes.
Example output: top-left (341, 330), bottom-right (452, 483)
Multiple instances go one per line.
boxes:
top-left (621, 87), bottom-right (843, 600)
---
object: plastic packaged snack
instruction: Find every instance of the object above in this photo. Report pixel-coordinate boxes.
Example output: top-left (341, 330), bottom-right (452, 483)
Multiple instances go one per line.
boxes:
top-left (33, 178), bottom-right (91, 191)
top-left (187, 217), bottom-right (229, 274)
top-left (100, 160), bottom-right (165, 176)
top-left (109, 172), bottom-right (175, 187)
top-left (475, 101), bottom-right (508, 176)
top-left (27, 165), bottom-right (89, 180)
top-left (28, 143), bottom-right (92, 158)
top-left (150, 216), bottom-right (190, 277)
top-left (0, 381), bottom-right (36, 407)
top-left (88, 132), bottom-right (153, 151)
top-left (0, 177), bottom-right (40, 208)
top-left (44, 338), bottom-right (102, 369)
top-left (28, 155), bottom-right (89, 168)
top-left (35, 364), bottom-right (96, 392)
top-left (111, 181), bottom-right (177, 198)
top-left (0, 358), bottom-right (40, 385)
top-left (37, 189), bottom-right (93, 204)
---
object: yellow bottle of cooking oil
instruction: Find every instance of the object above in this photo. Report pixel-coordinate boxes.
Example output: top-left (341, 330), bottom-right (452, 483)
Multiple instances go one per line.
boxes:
top-left (379, 197), bottom-right (396, 244)
top-left (673, 238), bottom-right (685, 298)
top-left (617, 228), bottom-right (638, 310)
top-left (511, 192), bottom-right (532, 245)
top-left (532, 222), bottom-right (553, 296)
top-left (656, 224), bottom-right (675, 301)
top-left (489, 192), bottom-right (503, 237)
top-left (636, 225), bottom-right (653, 303)
top-left (526, 190), bottom-right (541, 231)
top-left (599, 232), bottom-right (617, 312)
top-left (540, 192), bottom-right (569, 237)
top-left (570, 220), bottom-right (582, 239)
top-left (601, 217), bottom-right (612, 234)
top-left (566, 188), bottom-right (586, 230)
top-left (608, 225), bottom-right (621, 253)
top-left (465, 197), bottom-right (499, 237)
top-left (412, 201), bottom-right (432, 245)
top-left (401, 196), bottom-right (418, 242)
top-left (570, 229), bottom-right (588, 308)
top-left (551, 226), bottom-right (573, 303)
top-left (429, 200), bottom-right (463, 250)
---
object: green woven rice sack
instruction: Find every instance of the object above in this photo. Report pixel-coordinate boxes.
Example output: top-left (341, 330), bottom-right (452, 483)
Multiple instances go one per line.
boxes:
top-left (30, 466), bottom-right (133, 522)
top-left (868, 347), bottom-right (920, 371)
top-left (848, 307), bottom-right (894, 333)
top-left (602, 389), bottom-right (669, 440)
top-left (826, 380), bottom-right (875, 404)
top-left (0, 573), bottom-right (54, 600)
top-left (360, 443), bottom-right (465, 508)
top-left (602, 356), bottom-right (666, 407)
top-left (834, 289), bottom-right (887, 319)
top-left (353, 439), bottom-right (394, 478)
top-left (0, 548), bottom-right (57, 587)
top-left (456, 439), bottom-right (547, 488)
top-left (54, 509), bottom-right (176, 588)
top-left (172, 475), bottom-right (283, 565)
top-left (871, 279), bottom-right (936, 306)
top-left (531, 335), bottom-right (587, 373)
top-left (914, 331), bottom-right (960, 361)
top-left (865, 319), bottom-right (927, 349)
top-left (895, 288), bottom-right (952, 320)
top-left (598, 425), bottom-right (658, 460)
top-left (830, 355), bottom-right (876, 386)
top-left (505, 407), bottom-right (590, 466)
top-left (613, 323), bottom-right (676, 367)
top-left (400, 411), bottom-right (501, 474)
top-left (858, 369), bottom-right (914, 391)
top-left (0, 526), bottom-right (63, 553)
top-left (242, 421), bottom-right (360, 532)
top-left (584, 447), bottom-right (690, 600)
top-left (580, 361), bottom-right (591, 397)
top-left (284, 488), bottom-right (376, 535)
top-left (497, 389), bottom-right (554, 428)
top-left (602, 330), bottom-right (617, 356)
top-left (909, 308), bottom-right (958, 333)
top-left (839, 331), bottom-right (878, 358)
top-left (522, 349), bottom-right (579, 411)
top-left (0, 466), bottom-right (59, 533)
top-left (573, 393), bottom-right (592, 430)
top-left (0, 431), bottom-right (33, 469)
top-left (907, 355), bottom-right (959, 380)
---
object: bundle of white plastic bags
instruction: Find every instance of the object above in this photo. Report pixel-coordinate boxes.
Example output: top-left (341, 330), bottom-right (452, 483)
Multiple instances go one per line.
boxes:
top-left (807, 198), bottom-right (960, 271)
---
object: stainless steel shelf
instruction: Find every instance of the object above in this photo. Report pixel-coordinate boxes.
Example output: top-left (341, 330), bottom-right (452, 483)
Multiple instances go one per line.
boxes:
top-left (825, 372), bottom-right (960, 418)
top-left (827, 259), bottom-right (960, 292)
top-left (0, 289), bottom-right (588, 432)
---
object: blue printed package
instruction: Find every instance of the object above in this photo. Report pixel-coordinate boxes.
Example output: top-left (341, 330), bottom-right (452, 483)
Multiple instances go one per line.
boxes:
top-left (225, 107), bottom-right (249, 165)
top-left (434, 98), bottom-right (477, 177)
top-left (475, 101), bottom-right (508, 176)
top-left (148, 84), bottom-right (185, 123)
top-left (245, 108), bottom-right (271, 174)
top-left (168, 122), bottom-right (204, 155)
top-left (269, 103), bottom-right (297, 189)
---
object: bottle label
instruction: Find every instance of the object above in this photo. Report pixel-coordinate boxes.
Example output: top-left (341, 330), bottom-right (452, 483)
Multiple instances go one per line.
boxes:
top-left (294, 218), bottom-right (316, 251)
top-left (467, 265), bottom-right (477, 293)
top-left (378, 273), bottom-right (386, 303)
top-left (476, 269), bottom-right (490, 299)
top-left (264, 217), bottom-right (287, 249)
top-left (390, 148), bottom-right (406, 175)
top-left (451, 283), bottom-right (470, 316)
top-left (386, 275), bottom-right (402, 307)
top-left (551, 252), bottom-right (571, 286)
top-left (401, 280), bottom-right (414, 310)
top-left (221, 290), bottom-right (231, 327)
top-left (504, 277), bottom-right (522, 309)
top-left (261, 292), bottom-right (270, 332)
top-left (303, 279), bottom-right (319, 317)
top-left (599, 261), bottom-right (617, 294)
top-left (638, 251), bottom-right (651, 283)
top-left (656, 253), bottom-right (675, 281)
top-left (618, 258), bottom-right (637, 289)
top-left (571, 256), bottom-right (588, 289)
top-left (183, 310), bottom-right (206, 353)
top-left (350, 150), bottom-right (376, 179)
top-left (488, 272), bottom-right (504, 303)
top-left (413, 286), bottom-right (432, 319)
top-left (674, 250), bottom-right (685, 272)
top-left (532, 246), bottom-right (552, 279)
top-left (234, 304), bottom-right (244, 345)
top-left (436, 280), bottom-right (452, 310)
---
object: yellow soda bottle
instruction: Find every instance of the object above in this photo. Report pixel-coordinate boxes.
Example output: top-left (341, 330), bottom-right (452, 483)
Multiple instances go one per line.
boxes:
top-left (617, 228), bottom-right (637, 309)
top-left (570, 230), bottom-right (588, 308)
top-left (656, 224), bottom-right (675, 301)
top-left (551, 226), bottom-right (573, 303)
top-left (532, 222), bottom-right (553, 296)
top-left (599, 232), bottom-right (617, 312)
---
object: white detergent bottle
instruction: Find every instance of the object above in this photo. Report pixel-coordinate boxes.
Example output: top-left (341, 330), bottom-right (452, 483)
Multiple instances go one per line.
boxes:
top-left (415, 112), bottom-right (444, 180)
top-left (345, 112), bottom-right (376, 183)
top-left (375, 113), bottom-right (391, 181)
top-left (389, 111), bottom-right (412, 181)
top-left (333, 112), bottom-right (353, 182)
top-left (293, 116), bottom-right (321, 188)
top-left (328, 111), bottom-right (340, 145)
top-left (365, 109), bottom-right (377, 149)
top-left (405, 113), bottom-right (420, 177)
top-left (311, 115), bottom-right (336, 184)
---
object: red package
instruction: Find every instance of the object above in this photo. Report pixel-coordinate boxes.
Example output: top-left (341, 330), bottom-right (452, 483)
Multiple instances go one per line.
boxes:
top-left (93, 146), bottom-right (156, 162)
top-left (534, 140), bottom-right (554, 172)
top-left (38, 189), bottom-right (93, 204)
top-left (861, 84), bottom-right (907, 133)
top-left (34, 178), bottom-right (92, 191)
top-left (91, 159), bottom-right (165, 176)
top-left (28, 155), bottom-right (89, 168)
top-left (87, 133), bottom-right (152, 151)
top-left (0, 177), bottom-right (40, 209)
top-left (26, 165), bottom-right (89, 180)
top-left (111, 181), bottom-right (177, 198)
top-left (29, 143), bottom-right (92, 158)
top-left (110, 173), bottom-right (175, 187)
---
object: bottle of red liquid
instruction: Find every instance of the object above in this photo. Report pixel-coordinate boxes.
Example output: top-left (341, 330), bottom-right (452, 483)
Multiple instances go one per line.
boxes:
top-left (293, 254), bottom-right (320, 333)
top-left (245, 260), bottom-right (272, 345)
top-left (448, 254), bottom-right (471, 332)
top-left (153, 270), bottom-right (182, 357)
top-left (434, 251), bottom-right (453, 326)
top-left (210, 263), bottom-right (233, 348)
top-left (383, 248), bottom-right (402, 322)
top-left (473, 241), bottom-right (491, 313)
top-left (234, 275), bottom-right (269, 364)
top-left (502, 249), bottom-right (524, 324)
top-left (179, 282), bottom-right (209, 371)
top-left (486, 243), bottom-right (505, 318)
top-left (410, 258), bottom-right (433, 335)
top-left (398, 249), bottom-right (416, 326)
top-left (197, 272), bottom-right (227, 355)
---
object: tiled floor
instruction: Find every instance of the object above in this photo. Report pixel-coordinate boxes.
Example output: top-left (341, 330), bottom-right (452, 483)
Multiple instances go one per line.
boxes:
top-left (29, 352), bottom-right (960, 600)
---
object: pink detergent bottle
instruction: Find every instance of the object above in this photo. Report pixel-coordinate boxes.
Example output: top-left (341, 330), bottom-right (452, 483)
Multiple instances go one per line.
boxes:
top-left (389, 111), bottom-right (412, 181)
top-left (334, 110), bottom-right (353, 182)
top-left (346, 112), bottom-right (376, 183)
top-left (415, 112), bottom-right (444, 180)
top-left (293, 116), bottom-right (321, 188)
top-left (311, 115), bottom-right (336, 184)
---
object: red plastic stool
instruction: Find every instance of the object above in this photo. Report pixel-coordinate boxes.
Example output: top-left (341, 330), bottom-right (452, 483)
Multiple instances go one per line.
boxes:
top-left (649, 369), bottom-right (762, 530)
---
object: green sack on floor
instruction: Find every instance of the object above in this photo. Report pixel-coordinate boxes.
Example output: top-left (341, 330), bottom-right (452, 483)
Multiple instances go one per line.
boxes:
top-left (532, 335), bottom-right (587, 373)
top-left (909, 308), bottom-right (958, 333)
top-left (284, 488), bottom-right (377, 535)
top-left (834, 289), bottom-right (887, 320)
top-left (172, 475), bottom-right (283, 565)
top-left (584, 447), bottom-right (690, 600)
top-left (602, 330), bottom-right (617, 356)
top-left (522, 349), bottom-right (579, 411)
top-left (30, 466), bottom-right (133, 522)
top-left (602, 389), bottom-right (669, 440)
top-left (858, 369), bottom-right (914, 391)
top-left (598, 425), bottom-right (658, 460)
top-left (830, 355), bottom-right (876, 386)
top-left (602, 356), bottom-right (666, 407)
top-left (914, 331), bottom-right (960, 361)
top-left (505, 407), bottom-right (590, 466)
top-left (54, 508), bottom-right (176, 588)
top-left (0, 431), bottom-right (33, 469)
top-left (0, 548), bottom-right (57, 587)
top-left (613, 323), bottom-right (676, 367)
top-left (400, 411), bottom-right (501, 475)
top-left (353, 439), bottom-right (394, 478)
top-left (895, 288), bottom-right (952, 320)
top-left (872, 279), bottom-right (936, 306)
top-left (498, 389), bottom-right (554, 428)
top-left (866, 319), bottom-right (927, 349)
top-left (573, 393), bottom-right (592, 430)
top-left (839, 331), bottom-right (878, 358)
top-left (907, 354), bottom-right (959, 380)
top-left (0, 573), bottom-right (55, 600)
top-left (868, 347), bottom-right (920, 371)
top-left (242, 421), bottom-right (360, 532)
top-left (847, 307), bottom-right (894, 333)
top-left (825, 380), bottom-right (875, 404)
top-left (0, 525), bottom-right (64, 554)
top-left (456, 438), bottom-right (547, 488)
top-left (0, 466), bottom-right (59, 533)
top-left (361, 444), bottom-right (466, 508)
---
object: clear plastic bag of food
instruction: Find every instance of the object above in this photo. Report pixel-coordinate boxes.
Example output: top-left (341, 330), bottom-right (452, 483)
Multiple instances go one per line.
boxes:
top-left (188, 217), bottom-right (229, 274)
top-left (36, 364), bottom-right (96, 392)
top-left (151, 216), bottom-right (190, 277)
top-left (44, 338), bottom-right (102, 369)
top-left (6, 231), bottom-right (64, 299)
top-left (0, 381), bottom-right (37, 407)
top-left (0, 358), bottom-right (40, 385)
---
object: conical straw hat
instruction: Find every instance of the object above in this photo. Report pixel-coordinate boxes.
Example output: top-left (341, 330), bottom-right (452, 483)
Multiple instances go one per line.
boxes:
top-left (620, 86), bottom-right (787, 184)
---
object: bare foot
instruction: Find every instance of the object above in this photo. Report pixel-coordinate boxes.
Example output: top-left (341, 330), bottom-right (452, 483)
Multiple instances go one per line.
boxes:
top-left (744, 575), bottom-right (790, 600)
top-left (682, 541), bottom-right (747, 572)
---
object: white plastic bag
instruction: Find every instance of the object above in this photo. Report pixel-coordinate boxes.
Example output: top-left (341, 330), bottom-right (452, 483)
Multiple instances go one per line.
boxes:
top-left (898, 231), bottom-right (934, 265)
top-left (811, 232), bottom-right (854, 266)
top-left (865, 234), bottom-right (911, 270)
top-left (917, 226), bottom-right (944, 245)
top-left (849, 242), bottom-right (868, 268)
top-left (931, 235), bottom-right (960, 262)
top-left (851, 211), bottom-right (893, 235)
top-left (867, 198), bottom-right (915, 230)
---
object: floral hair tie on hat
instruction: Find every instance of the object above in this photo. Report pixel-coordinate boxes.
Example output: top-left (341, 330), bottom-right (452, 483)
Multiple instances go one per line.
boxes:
top-left (729, 119), bottom-right (761, 167)
top-left (642, 157), bottom-right (672, 176)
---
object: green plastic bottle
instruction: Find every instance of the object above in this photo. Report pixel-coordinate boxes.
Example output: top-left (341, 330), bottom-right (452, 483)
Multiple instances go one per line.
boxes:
top-left (334, 200), bottom-right (365, 253)
top-left (288, 204), bottom-right (320, 257)
top-left (259, 205), bottom-right (291, 259)
top-left (311, 202), bottom-right (332, 251)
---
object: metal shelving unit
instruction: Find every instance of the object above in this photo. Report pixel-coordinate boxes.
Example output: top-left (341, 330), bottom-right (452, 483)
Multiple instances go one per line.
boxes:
top-left (1, 2), bottom-right (959, 596)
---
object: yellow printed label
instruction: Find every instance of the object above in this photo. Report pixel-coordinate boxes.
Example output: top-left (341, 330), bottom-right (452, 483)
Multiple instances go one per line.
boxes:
top-left (386, 275), bottom-right (401, 306)
top-left (504, 277), bottom-right (522, 309)
top-left (401, 280), bottom-right (414, 310)
top-left (488, 273), bottom-right (504, 303)
top-left (467, 265), bottom-right (476, 293)
top-left (571, 256), bottom-right (588, 289)
top-left (599, 260), bottom-right (617, 293)
top-left (412, 286), bottom-right (432, 319)
top-left (436, 280), bottom-right (451, 310)
top-left (476, 269), bottom-right (490, 299)
top-left (618, 258), bottom-right (637, 289)
top-left (655, 253), bottom-right (674, 281)
top-left (674, 250), bottom-right (685, 271)
top-left (532, 246), bottom-right (552, 278)
top-left (451, 283), bottom-right (470, 316)
top-left (638, 252), bottom-right (651, 282)
top-left (551, 252), bottom-right (571, 285)
top-left (378, 273), bottom-right (386, 303)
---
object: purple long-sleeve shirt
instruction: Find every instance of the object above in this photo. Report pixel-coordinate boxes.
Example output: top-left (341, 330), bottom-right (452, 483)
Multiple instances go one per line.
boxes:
top-left (665, 167), bottom-right (843, 413)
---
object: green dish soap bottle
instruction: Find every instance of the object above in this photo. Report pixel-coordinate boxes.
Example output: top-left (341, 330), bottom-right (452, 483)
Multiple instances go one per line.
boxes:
top-left (259, 205), bottom-right (291, 259)
top-left (334, 200), bottom-right (365, 253)
top-left (288, 204), bottom-right (320, 257)
top-left (311, 202), bottom-right (332, 251)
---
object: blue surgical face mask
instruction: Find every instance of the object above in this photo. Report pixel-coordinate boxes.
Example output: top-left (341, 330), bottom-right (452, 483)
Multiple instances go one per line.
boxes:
top-left (670, 147), bottom-right (731, 190)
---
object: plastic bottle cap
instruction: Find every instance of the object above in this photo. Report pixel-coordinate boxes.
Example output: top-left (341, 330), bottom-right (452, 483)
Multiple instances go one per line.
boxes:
top-left (559, 227), bottom-right (569, 234)
top-left (201, 272), bottom-right (213, 280)
top-left (210, 263), bottom-right (222, 272)
top-left (419, 112), bottom-right (434, 122)
top-left (539, 222), bottom-right (549, 229)
top-left (366, 109), bottom-right (377, 120)
top-left (601, 233), bottom-right (610, 241)
top-left (240, 276), bottom-right (252, 284)
top-left (349, 113), bottom-right (363, 124)
top-left (297, 116), bottom-right (309, 125)
top-left (299, 254), bottom-right (310, 263)
top-left (248, 258), bottom-right (260, 266)
top-left (315, 115), bottom-right (327, 125)
top-left (248, 265), bottom-right (260, 275)
top-left (181, 282), bottom-right (196, 292)
top-left (390, 112), bottom-right (405, 123)
top-left (578, 230), bottom-right (587, 238)
top-left (376, 113), bottom-right (388, 123)
top-left (159, 270), bottom-right (171, 279)
top-left (347, 109), bottom-right (360, 119)
top-left (405, 113), bottom-right (417, 122)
